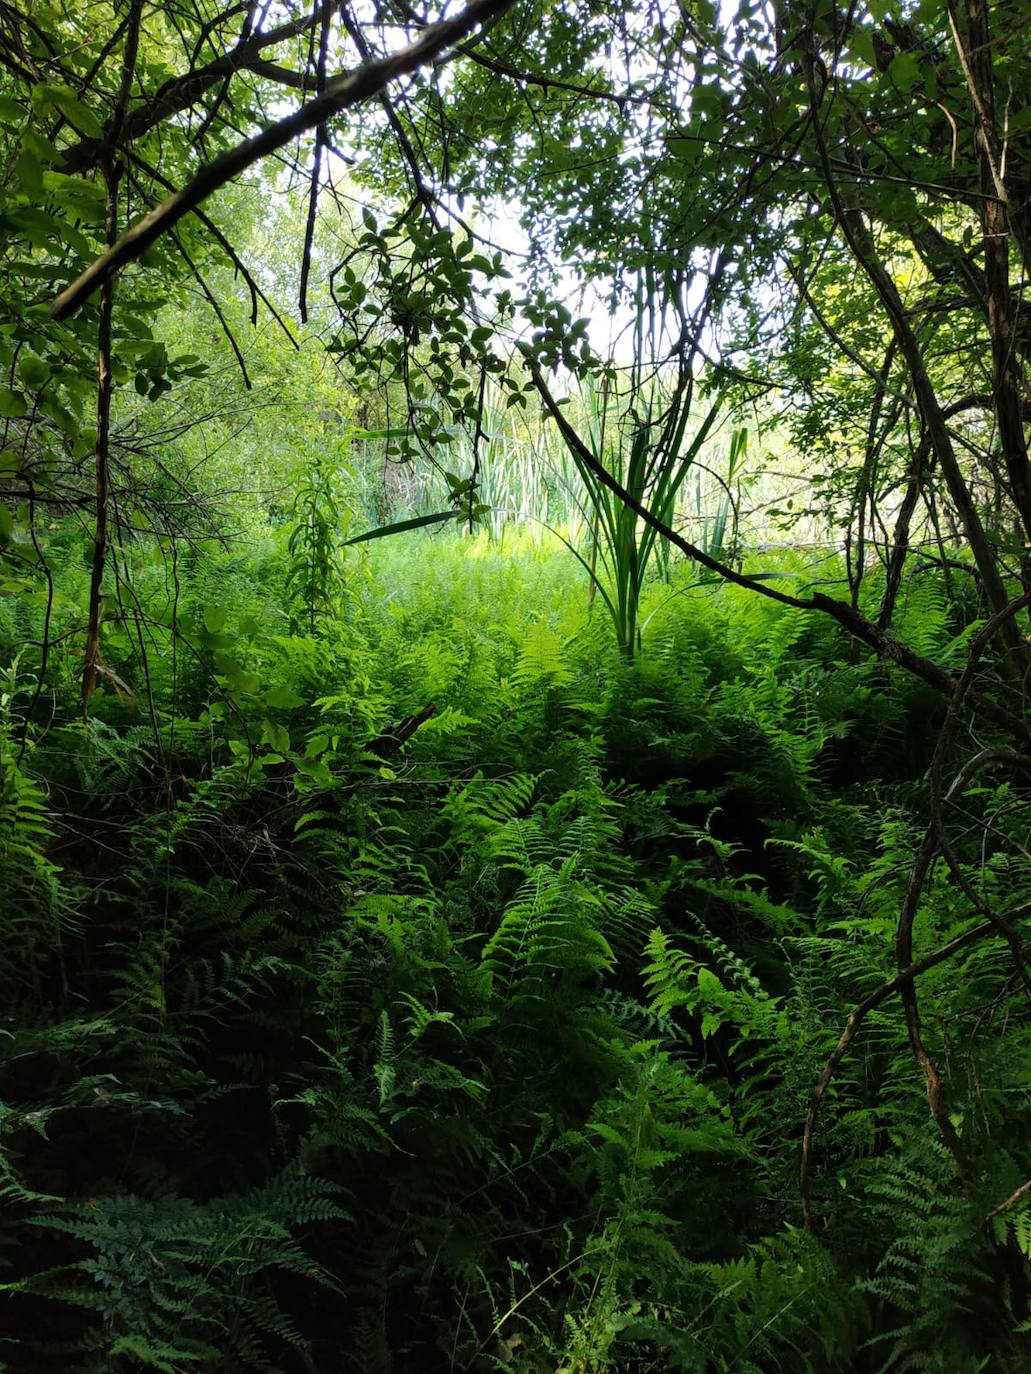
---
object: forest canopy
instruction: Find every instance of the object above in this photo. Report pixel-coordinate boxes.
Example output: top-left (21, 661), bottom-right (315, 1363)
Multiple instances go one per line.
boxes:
top-left (2, 0), bottom-right (1031, 1370)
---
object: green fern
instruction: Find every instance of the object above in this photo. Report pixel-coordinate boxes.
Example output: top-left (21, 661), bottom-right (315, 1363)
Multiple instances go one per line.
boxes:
top-left (0, 729), bottom-right (74, 993)
top-left (481, 858), bottom-right (614, 999)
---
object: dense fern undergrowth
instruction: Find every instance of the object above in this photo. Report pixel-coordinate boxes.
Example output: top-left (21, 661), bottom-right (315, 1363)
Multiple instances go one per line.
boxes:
top-left (2, 529), bottom-right (1030, 1373)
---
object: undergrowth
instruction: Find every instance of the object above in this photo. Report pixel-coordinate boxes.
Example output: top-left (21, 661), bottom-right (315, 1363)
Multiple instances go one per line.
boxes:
top-left (1, 530), bottom-right (1028, 1372)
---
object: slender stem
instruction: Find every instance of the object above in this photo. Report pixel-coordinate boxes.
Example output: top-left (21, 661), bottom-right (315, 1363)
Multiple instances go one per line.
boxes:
top-left (82, 0), bottom-right (144, 717)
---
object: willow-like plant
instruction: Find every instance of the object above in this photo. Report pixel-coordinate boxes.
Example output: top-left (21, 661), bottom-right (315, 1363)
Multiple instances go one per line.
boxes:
top-left (286, 448), bottom-right (350, 633)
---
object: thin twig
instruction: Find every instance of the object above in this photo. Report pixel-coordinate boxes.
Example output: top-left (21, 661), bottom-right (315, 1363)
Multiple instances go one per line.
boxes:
top-left (985, 1177), bottom-right (1031, 1223)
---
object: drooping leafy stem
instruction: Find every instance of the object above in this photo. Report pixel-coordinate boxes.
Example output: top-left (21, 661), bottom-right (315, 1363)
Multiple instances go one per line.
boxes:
top-left (286, 447), bottom-right (348, 634)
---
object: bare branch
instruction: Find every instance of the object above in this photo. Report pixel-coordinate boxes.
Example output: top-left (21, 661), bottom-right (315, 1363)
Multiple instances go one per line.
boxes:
top-left (985, 1177), bottom-right (1031, 1224)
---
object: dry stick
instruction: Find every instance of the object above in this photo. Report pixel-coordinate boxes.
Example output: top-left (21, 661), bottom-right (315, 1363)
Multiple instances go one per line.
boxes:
top-left (128, 152), bottom-right (299, 345)
top-left (875, 391), bottom-right (1002, 630)
top-left (923, 599), bottom-right (1031, 994)
top-left (947, 0), bottom-right (1031, 275)
top-left (871, 611), bottom-right (977, 1196)
top-left (82, 258), bottom-right (115, 711)
top-left (192, 1), bottom-right (255, 67)
top-left (455, 41), bottom-right (653, 109)
top-left (946, 746), bottom-right (1031, 800)
top-left (892, 597), bottom-right (1031, 1199)
top-left (947, 0), bottom-right (1031, 563)
top-left (890, 617), bottom-right (1007, 1186)
top-left (531, 354), bottom-right (1031, 1222)
top-left (247, 58), bottom-right (310, 91)
top-left (17, 477), bottom-right (55, 760)
top-left (194, 1), bottom-right (264, 144)
top-left (877, 461), bottom-right (924, 629)
top-left (798, 904), bottom-right (1031, 1230)
top-left (341, 8), bottom-right (440, 222)
top-left (925, 593), bottom-right (1031, 807)
top-left (894, 837), bottom-right (970, 1185)
top-left (51, 0), bottom-right (517, 322)
top-left (850, 341), bottom-right (898, 611)
top-left (785, 257), bottom-right (915, 417)
top-left (527, 363), bottom-right (1029, 742)
top-left (938, 836), bottom-right (1031, 995)
top-left (82, 0), bottom-right (144, 716)
top-left (171, 231), bottom-right (252, 387)
top-left (527, 364), bottom-right (812, 608)
top-left (909, 219), bottom-right (988, 314)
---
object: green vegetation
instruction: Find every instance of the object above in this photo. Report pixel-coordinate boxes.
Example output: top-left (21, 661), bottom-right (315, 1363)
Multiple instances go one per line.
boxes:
top-left (8, 528), bottom-right (1027, 1373)
top-left (2, 0), bottom-right (1031, 1370)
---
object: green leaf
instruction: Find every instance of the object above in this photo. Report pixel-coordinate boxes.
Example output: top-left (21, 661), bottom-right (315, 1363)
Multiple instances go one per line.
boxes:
top-left (888, 51), bottom-right (921, 94)
top-left (17, 353), bottom-right (50, 390)
top-left (0, 95), bottom-right (24, 124)
top-left (266, 686), bottom-right (305, 709)
top-left (14, 150), bottom-right (42, 195)
top-left (261, 720), bottom-right (291, 752)
top-left (42, 172), bottom-right (108, 224)
top-left (35, 84), bottom-right (105, 139)
top-left (20, 127), bottom-right (57, 166)
top-left (342, 511), bottom-right (459, 546)
top-left (697, 967), bottom-right (722, 995)
top-left (692, 83), bottom-right (724, 121)
top-left (0, 387), bottom-right (27, 419)
top-left (847, 30), bottom-right (877, 68)
top-left (350, 426), bottom-right (412, 440)
top-left (667, 133), bottom-right (703, 170)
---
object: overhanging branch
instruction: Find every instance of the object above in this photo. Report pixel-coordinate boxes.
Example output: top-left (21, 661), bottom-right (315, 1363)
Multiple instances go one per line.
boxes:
top-left (51, 0), bottom-right (517, 321)
top-left (57, 1), bottom-right (337, 175)
top-left (528, 360), bottom-right (1029, 741)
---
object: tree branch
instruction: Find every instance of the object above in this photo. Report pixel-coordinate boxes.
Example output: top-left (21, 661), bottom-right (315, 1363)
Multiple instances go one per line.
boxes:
top-left (57, 1), bottom-right (337, 175)
top-left (82, 0), bottom-right (144, 717)
top-left (527, 361), bottom-right (1029, 741)
top-left (52, 0), bottom-right (516, 321)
